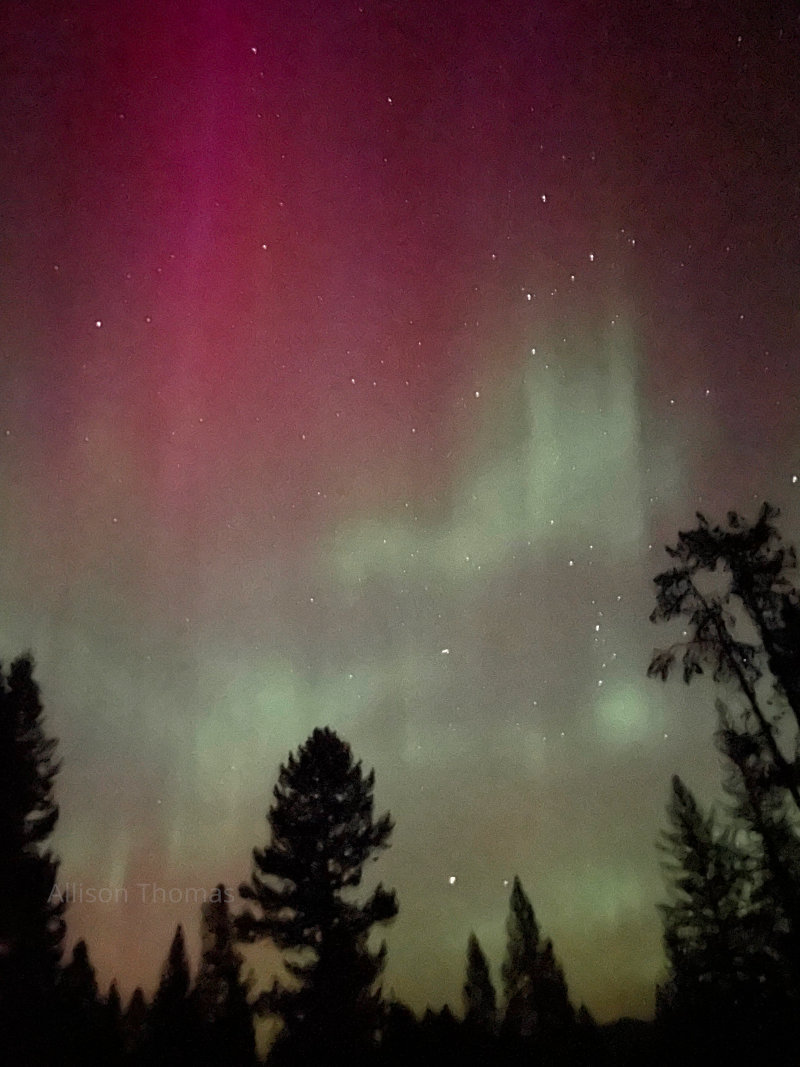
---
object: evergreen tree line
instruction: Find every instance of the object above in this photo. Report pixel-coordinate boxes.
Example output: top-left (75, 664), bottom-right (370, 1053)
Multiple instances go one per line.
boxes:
top-left (650, 503), bottom-right (800, 1065)
top-left (2, 501), bottom-right (800, 1064)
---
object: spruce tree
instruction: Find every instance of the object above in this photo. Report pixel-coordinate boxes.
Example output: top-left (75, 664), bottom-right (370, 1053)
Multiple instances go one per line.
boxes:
top-left (106, 978), bottom-right (123, 1021)
top-left (239, 726), bottom-right (398, 1066)
top-left (655, 772), bottom-right (800, 1062)
top-left (123, 986), bottom-right (148, 1063)
top-left (502, 876), bottom-right (540, 1038)
top-left (501, 877), bottom-right (574, 1047)
top-left (103, 980), bottom-right (125, 1064)
top-left (0, 653), bottom-right (65, 1060)
top-left (657, 775), bottom-right (745, 1020)
top-left (649, 505), bottom-right (800, 1051)
top-left (59, 938), bottom-right (107, 1065)
top-left (146, 924), bottom-right (198, 1066)
top-left (463, 932), bottom-right (496, 1033)
top-left (716, 711), bottom-right (800, 1022)
top-left (193, 884), bottom-right (255, 1066)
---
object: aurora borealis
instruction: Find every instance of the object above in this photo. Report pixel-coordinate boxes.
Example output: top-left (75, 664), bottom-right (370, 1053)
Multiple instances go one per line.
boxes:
top-left (1, 0), bottom-right (799, 1024)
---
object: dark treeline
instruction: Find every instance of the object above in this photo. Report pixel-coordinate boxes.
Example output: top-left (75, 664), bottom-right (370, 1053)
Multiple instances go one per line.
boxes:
top-left (2, 502), bottom-right (800, 1064)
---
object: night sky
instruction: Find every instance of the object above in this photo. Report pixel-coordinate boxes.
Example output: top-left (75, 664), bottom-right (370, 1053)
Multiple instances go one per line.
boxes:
top-left (2, 0), bottom-right (799, 1024)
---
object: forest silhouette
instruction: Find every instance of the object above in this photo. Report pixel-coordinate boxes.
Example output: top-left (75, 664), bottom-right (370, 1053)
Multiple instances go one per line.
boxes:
top-left (2, 502), bottom-right (799, 1065)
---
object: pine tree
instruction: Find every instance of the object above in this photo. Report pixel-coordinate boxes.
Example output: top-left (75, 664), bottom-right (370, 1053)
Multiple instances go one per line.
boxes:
top-left (103, 980), bottom-right (125, 1064)
top-left (238, 726), bottom-right (398, 1066)
top-left (654, 772), bottom-right (800, 1062)
top-left (649, 505), bottom-right (800, 1053)
top-left (123, 986), bottom-right (148, 1063)
top-left (502, 876), bottom-right (540, 1038)
top-left (0, 653), bottom-right (65, 1060)
top-left (146, 924), bottom-right (198, 1066)
top-left (193, 884), bottom-right (255, 1066)
top-left (656, 774), bottom-right (771, 1023)
top-left (107, 979), bottom-right (123, 1021)
top-left (59, 939), bottom-right (106, 1065)
top-left (501, 877), bottom-right (574, 1047)
top-left (716, 710), bottom-right (800, 1019)
top-left (649, 503), bottom-right (800, 810)
top-left (463, 932), bottom-right (496, 1033)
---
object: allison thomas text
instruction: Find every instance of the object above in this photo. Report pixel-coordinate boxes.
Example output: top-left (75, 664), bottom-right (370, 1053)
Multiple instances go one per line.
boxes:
top-left (48, 883), bottom-right (235, 905)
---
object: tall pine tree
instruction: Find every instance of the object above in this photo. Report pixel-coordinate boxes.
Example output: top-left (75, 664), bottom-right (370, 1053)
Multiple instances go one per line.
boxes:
top-left (463, 932), bottom-right (496, 1033)
top-left (59, 938), bottom-right (111, 1066)
top-left (656, 775), bottom-right (750, 1022)
top-left (238, 727), bottom-right (398, 1066)
top-left (102, 980), bottom-right (125, 1064)
top-left (0, 653), bottom-right (65, 1060)
top-left (501, 876), bottom-right (574, 1048)
top-left (502, 876), bottom-right (540, 1039)
top-left (146, 924), bottom-right (198, 1066)
top-left (716, 710), bottom-right (800, 1023)
top-left (650, 505), bottom-right (800, 1054)
top-left (193, 884), bottom-right (255, 1066)
top-left (655, 771), bottom-right (799, 1062)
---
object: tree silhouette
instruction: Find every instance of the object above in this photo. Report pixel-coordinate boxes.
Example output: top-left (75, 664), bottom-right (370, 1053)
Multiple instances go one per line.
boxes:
top-left (656, 769), bottom-right (799, 1063)
top-left (463, 932), bottom-right (497, 1033)
top-left (123, 986), bottom-right (148, 1063)
top-left (381, 999), bottom-right (434, 1067)
top-left (193, 884), bottom-right (255, 1066)
top-left (501, 876), bottom-right (574, 1052)
top-left (0, 653), bottom-right (65, 1060)
top-left (650, 504), bottom-right (800, 1057)
top-left (106, 978), bottom-right (123, 1021)
top-left (59, 938), bottom-right (117, 1065)
top-left (146, 924), bottom-right (198, 1066)
top-left (502, 876), bottom-right (541, 1039)
top-left (103, 980), bottom-right (125, 1064)
top-left (419, 1005), bottom-right (464, 1064)
top-left (649, 503), bottom-right (800, 809)
top-left (716, 711), bottom-right (800, 1020)
top-left (656, 776), bottom-right (752, 1021)
top-left (238, 726), bottom-right (398, 1066)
